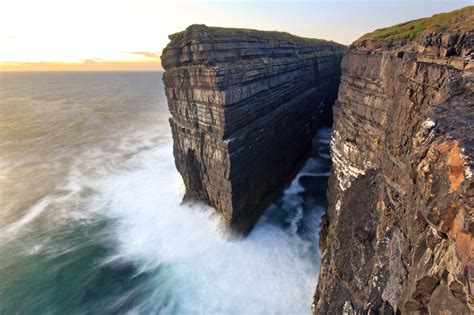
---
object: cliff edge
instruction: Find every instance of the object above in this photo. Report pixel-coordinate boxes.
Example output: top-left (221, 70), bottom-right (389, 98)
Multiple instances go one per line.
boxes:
top-left (314, 6), bottom-right (474, 314)
top-left (161, 25), bottom-right (345, 234)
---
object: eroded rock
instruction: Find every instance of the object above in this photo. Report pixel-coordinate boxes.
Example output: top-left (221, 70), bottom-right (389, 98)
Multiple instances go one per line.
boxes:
top-left (314, 8), bottom-right (474, 315)
top-left (161, 25), bottom-right (346, 234)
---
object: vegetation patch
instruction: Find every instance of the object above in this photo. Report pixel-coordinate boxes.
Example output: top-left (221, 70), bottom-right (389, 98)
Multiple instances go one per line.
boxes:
top-left (360, 6), bottom-right (474, 41)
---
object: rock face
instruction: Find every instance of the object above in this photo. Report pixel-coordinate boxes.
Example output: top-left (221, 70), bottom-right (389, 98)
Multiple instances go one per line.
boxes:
top-left (314, 8), bottom-right (474, 315)
top-left (162, 25), bottom-right (345, 233)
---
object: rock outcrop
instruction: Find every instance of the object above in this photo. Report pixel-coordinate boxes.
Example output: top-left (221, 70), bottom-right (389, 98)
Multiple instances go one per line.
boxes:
top-left (314, 7), bottom-right (474, 314)
top-left (162, 25), bottom-right (345, 234)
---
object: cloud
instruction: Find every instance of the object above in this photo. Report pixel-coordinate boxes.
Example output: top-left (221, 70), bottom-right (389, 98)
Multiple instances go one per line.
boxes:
top-left (0, 35), bottom-right (22, 39)
top-left (83, 59), bottom-right (98, 64)
top-left (128, 51), bottom-right (160, 58)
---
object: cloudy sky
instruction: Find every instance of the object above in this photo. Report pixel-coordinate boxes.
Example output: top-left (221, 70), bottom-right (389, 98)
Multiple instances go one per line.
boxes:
top-left (0, 0), bottom-right (471, 71)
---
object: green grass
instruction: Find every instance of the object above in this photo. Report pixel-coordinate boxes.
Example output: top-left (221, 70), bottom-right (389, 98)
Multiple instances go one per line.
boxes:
top-left (172, 24), bottom-right (344, 47)
top-left (360, 6), bottom-right (474, 41)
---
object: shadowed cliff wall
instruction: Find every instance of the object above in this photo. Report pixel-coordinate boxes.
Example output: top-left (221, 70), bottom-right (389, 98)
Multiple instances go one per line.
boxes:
top-left (162, 25), bottom-right (345, 234)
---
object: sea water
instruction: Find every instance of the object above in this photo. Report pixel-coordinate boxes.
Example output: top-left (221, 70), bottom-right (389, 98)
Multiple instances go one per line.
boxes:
top-left (0, 72), bottom-right (331, 314)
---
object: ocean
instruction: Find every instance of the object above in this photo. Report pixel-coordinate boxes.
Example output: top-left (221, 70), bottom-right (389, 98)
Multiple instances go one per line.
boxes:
top-left (0, 71), bottom-right (331, 314)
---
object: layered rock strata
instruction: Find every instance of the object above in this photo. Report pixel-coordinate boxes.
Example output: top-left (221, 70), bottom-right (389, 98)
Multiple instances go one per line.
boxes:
top-left (314, 8), bottom-right (474, 314)
top-left (162, 25), bottom-right (345, 233)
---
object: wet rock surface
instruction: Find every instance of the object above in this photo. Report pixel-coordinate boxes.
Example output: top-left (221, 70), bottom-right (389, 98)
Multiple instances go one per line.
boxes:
top-left (313, 15), bottom-right (474, 315)
top-left (161, 25), bottom-right (345, 234)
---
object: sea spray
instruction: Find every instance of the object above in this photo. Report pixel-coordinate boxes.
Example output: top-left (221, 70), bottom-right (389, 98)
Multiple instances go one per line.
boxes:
top-left (92, 138), bottom-right (324, 314)
top-left (0, 72), bottom-right (331, 314)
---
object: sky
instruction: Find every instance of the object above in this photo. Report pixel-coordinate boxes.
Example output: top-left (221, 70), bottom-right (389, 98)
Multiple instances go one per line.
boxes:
top-left (0, 0), bottom-right (471, 71)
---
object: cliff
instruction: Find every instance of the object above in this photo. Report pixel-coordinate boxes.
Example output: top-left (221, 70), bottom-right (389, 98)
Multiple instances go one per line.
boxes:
top-left (314, 7), bottom-right (474, 314)
top-left (161, 25), bottom-right (345, 234)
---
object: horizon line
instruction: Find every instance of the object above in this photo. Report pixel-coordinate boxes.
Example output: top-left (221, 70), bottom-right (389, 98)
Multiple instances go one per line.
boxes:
top-left (0, 69), bottom-right (164, 73)
top-left (0, 59), bottom-right (163, 72)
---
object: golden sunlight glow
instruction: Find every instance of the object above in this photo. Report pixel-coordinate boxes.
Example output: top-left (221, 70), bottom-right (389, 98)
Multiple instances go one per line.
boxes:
top-left (0, 0), bottom-right (215, 71)
top-left (1, 0), bottom-right (470, 71)
top-left (0, 60), bottom-right (162, 72)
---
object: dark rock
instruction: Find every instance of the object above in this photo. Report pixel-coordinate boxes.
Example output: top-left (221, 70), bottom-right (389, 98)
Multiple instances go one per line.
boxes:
top-left (300, 175), bottom-right (330, 205)
top-left (313, 12), bottom-right (473, 314)
top-left (161, 25), bottom-right (345, 234)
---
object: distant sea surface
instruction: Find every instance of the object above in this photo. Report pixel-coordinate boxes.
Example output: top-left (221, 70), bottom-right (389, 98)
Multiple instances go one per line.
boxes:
top-left (0, 72), bottom-right (331, 314)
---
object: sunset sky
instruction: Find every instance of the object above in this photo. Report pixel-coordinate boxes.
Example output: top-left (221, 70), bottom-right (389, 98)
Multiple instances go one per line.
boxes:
top-left (1, 0), bottom-right (471, 71)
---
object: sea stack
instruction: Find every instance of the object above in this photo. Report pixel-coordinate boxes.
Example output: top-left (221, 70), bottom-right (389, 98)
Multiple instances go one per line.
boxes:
top-left (314, 7), bottom-right (474, 314)
top-left (161, 25), bottom-right (345, 234)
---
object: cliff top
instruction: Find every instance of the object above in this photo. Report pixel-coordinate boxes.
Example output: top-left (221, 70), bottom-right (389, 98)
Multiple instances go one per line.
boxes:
top-left (169, 24), bottom-right (344, 47)
top-left (358, 6), bottom-right (473, 41)
top-left (162, 25), bottom-right (346, 69)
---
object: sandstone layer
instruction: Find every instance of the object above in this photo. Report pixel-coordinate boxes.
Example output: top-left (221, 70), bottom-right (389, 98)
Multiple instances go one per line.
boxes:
top-left (314, 7), bottom-right (474, 314)
top-left (162, 25), bottom-right (345, 234)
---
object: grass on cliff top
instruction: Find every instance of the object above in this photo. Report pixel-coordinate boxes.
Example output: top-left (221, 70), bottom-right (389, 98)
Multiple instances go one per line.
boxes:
top-left (172, 24), bottom-right (345, 47)
top-left (360, 6), bottom-right (474, 41)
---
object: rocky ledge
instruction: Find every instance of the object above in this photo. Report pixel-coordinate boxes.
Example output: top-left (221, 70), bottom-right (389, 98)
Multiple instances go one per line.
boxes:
top-left (161, 25), bottom-right (345, 234)
top-left (314, 7), bottom-right (474, 314)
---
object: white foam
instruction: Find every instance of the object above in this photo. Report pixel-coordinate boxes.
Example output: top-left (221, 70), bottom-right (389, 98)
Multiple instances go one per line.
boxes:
top-left (0, 124), bottom-right (168, 241)
top-left (0, 186), bottom-right (81, 241)
top-left (0, 197), bottom-right (51, 239)
top-left (1, 121), bottom-right (324, 313)
top-left (90, 139), bottom-right (320, 314)
top-left (318, 153), bottom-right (331, 160)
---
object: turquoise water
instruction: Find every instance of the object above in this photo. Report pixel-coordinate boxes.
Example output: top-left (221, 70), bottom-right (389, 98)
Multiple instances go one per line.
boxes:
top-left (0, 72), bottom-right (331, 314)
